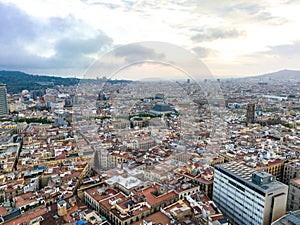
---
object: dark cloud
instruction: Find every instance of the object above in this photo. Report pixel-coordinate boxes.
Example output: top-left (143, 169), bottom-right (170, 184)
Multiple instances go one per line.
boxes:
top-left (0, 2), bottom-right (36, 43)
top-left (55, 32), bottom-right (112, 57)
top-left (191, 27), bottom-right (246, 42)
top-left (0, 2), bottom-right (113, 74)
top-left (113, 44), bottom-right (165, 63)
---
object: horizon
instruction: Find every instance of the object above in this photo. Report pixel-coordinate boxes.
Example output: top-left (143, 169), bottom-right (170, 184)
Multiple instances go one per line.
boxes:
top-left (1, 68), bottom-right (299, 80)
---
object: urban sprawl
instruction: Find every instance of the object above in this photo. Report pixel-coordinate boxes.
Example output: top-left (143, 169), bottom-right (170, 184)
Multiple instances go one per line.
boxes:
top-left (0, 77), bottom-right (299, 225)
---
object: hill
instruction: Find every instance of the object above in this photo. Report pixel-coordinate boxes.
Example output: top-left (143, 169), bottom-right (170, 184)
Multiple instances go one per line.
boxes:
top-left (244, 69), bottom-right (300, 81)
top-left (0, 71), bottom-right (80, 93)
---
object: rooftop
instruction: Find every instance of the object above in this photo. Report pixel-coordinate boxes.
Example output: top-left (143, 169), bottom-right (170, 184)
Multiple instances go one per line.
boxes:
top-left (272, 210), bottom-right (300, 225)
top-left (105, 175), bottom-right (142, 190)
top-left (291, 178), bottom-right (300, 186)
top-left (132, 211), bottom-right (170, 225)
top-left (216, 162), bottom-right (287, 195)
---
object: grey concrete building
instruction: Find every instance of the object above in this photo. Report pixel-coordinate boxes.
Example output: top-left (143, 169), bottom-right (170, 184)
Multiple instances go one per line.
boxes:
top-left (213, 162), bottom-right (288, 225)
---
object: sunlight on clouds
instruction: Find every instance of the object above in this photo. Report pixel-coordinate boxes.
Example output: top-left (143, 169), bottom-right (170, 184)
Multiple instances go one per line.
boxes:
top-left (1, 0), bottom-right (300, 76)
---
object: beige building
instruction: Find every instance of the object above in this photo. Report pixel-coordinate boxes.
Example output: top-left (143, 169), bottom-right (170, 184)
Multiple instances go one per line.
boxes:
top-left (287, 178), bottom-right (300, 211)
top-left (283, 160), bottom-right (300, 184)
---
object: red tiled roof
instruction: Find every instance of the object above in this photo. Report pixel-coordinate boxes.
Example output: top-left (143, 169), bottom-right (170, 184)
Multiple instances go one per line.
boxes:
top-left (132, 211), bottom-right (170, 225)
top-left (138, 184), bottom-right (177, 207)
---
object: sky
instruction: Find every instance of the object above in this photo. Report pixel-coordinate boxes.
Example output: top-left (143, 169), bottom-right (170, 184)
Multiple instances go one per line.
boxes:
top-left (1, 0), bottom-right (300, 79)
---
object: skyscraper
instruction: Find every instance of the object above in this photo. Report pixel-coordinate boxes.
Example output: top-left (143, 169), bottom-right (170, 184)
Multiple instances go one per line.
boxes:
top-left (0, 83), bottom-right (9, 116)
top-left (213, 162), bottom-right (288, 225)
top-left (247, 103), bottom-right (255, 123)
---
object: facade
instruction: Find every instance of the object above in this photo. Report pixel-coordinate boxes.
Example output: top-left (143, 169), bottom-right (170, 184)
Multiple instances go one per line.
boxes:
top-left (246, 103), bottom-right (255, 123)
top-left (213, 162), bottom-right (288, 225)
top-left (287, 178), bottom-right (300, 211)
top-left (0, 83), bottom-right (9, 116)
top-left (261, 159), bottom-right (285, 181)
top-left (283, 160), bottom-right (300, 184)
top-left (91, 148), bottom-right (111, 171)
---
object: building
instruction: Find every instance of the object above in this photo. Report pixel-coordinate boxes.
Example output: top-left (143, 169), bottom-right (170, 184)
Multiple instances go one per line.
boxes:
top-left (283, 160), bottom-right (300, 184)
top-left (213, 162), bottom-right (288, 225)
top-left (272, 210), bottom-right (300, 225)
top-left (287, 178), bottom-right (300, 211)
top-left (91, 148), bottom-right (111, 172)
top-left (246, 103), bottom-right (255, 123)
top-left (84, 183), bottom-right (178, 225)
top-left (261, 159), bottom-right (285, 181)
top-left (57, 200), bottom-right (68, 217)
top-left (0, 83), bottom-right (9, 116)
top-left (149, 103), bottom-right (173, 115)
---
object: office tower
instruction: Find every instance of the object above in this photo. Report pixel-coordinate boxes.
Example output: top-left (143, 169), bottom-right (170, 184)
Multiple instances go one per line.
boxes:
top-left (213, 162), bottom-right (288, 225)
top-left (0, 83), bottom-right (9, 116)
top-left (247, 103), bottom-right (255, 123)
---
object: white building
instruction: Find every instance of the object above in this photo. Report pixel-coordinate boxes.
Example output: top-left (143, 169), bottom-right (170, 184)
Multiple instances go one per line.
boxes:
top-left (213, 162), bottom-right (288, 225)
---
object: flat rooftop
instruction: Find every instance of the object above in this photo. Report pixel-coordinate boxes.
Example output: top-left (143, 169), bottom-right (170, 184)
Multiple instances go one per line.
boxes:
top-left (215, 162), bottom-right (287, 195)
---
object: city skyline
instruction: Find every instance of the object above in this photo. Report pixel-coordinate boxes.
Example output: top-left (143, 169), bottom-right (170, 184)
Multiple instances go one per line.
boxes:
top-left (1, 0), bottom-right (300, 78)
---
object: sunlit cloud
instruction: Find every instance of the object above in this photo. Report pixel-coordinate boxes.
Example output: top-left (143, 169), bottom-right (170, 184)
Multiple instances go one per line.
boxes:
top-left (0, 0), bottom-right (300, 77)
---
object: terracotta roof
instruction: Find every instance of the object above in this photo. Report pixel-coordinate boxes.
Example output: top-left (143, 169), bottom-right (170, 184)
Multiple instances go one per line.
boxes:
top-left (0, 206), bottom-right (8, 216)
top-left (132, 211), bottom-right (170, 225)
top-left (5, 207), bottom-right (45, 225)
top-left (138, 184), bottom-right (177, 207)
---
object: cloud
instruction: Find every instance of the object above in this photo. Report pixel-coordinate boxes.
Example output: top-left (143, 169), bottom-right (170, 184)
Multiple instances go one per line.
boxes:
top-left (0, 1), bottom-right (113, 75)
top-left (1, 0), bottom-right (300, 77)
top-left (191, 27), bottom-right (246, 42)
top-left (191, 0), bottom-right (287, 25)
top-left (192, 47), bottom-right (217, 58)
top-left (266, 41), bottom-right (300, 56)
top-left (81, 0), bottom-right (134, 10)
top-left (54, 32), bottom-right (112, 60)
top-left (0, 2), bottom-right (36, 43)
top-left (113, 44), bottom-right (165, 63)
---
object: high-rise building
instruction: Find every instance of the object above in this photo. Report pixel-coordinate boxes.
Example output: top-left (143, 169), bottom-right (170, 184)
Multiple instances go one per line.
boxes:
top-left (213, 162), bottom-right (288, 225)
top-left (0, 83), bottom-right (9, 116)
top-left (246, 103), bottom-right (255, 123)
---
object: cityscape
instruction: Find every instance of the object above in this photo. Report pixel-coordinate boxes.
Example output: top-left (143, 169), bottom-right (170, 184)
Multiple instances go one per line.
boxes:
top-left (1, 1), bottom-right (300, 225)
top-left (1, 71), bottom-right (300, 225)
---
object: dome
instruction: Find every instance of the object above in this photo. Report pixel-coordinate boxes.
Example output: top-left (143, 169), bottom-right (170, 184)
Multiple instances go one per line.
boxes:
top-left (21, 90), bottom-right (29, 95)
